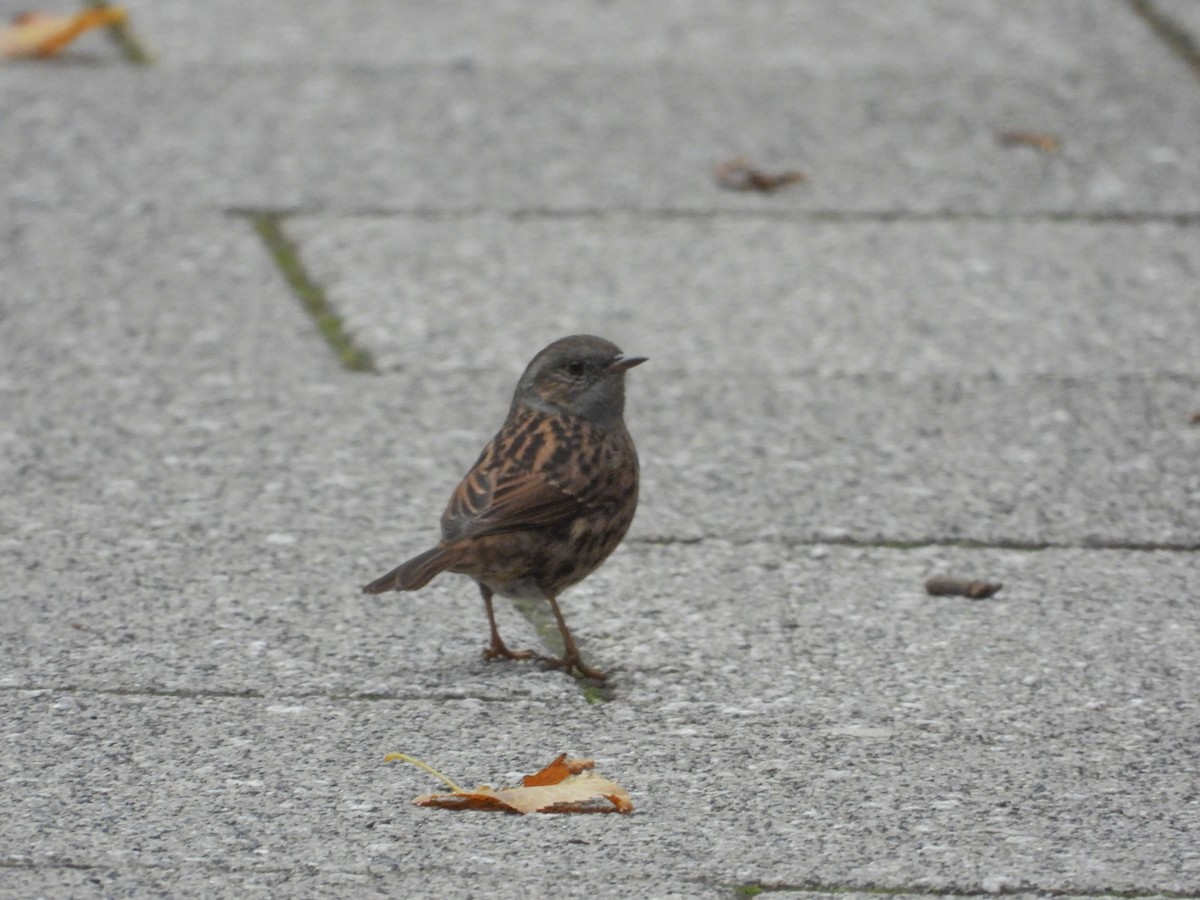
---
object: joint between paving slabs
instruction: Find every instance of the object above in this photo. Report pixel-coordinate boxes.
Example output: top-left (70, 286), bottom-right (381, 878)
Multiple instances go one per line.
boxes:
top-left (0, 684), bottom-right (535, 704)
top-left (1129, 0), bottom-right (1200, 81)
top-left (0, 685), bottom-right (265, 701)
top-left (245, 211), bottom-right (377, 374)
top-left (232, 206), bottom-right (1200, 226)
top-left (732, 880), bottom-right (1200, 899)
top-left (633, 535), bottom-right (1200, 553)
top-left (511, 208), bottom-right (1200, 226)
top-left (0, 859), bottom-right (369, 880)
top-left (80, 0), bottom-right (153, 64)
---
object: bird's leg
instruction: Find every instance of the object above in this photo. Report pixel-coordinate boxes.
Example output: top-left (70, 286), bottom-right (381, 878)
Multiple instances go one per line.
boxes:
top-left (539, 591), bottom-right (608, 682)
top-left (479, 584), bottom-right (534, 661)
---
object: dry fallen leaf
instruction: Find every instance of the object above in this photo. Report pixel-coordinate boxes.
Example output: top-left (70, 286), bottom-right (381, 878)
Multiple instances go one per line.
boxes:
top-left (390, 752), bottom-right (633, 815)
top-left (925, 576), bottom-right (1003, 600)
top-left (996, 130), bottom-right (1062, 154)
top-left (1, 7), bottom-right (126, 58)
top-left (714, 157), bottom-right (806, 193)
top-left (520, 753), bottom-right (594, 786)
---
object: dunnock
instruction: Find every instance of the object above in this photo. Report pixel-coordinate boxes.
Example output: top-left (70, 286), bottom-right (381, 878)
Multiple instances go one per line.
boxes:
top-left (363, 335), bottom-right (645, 681)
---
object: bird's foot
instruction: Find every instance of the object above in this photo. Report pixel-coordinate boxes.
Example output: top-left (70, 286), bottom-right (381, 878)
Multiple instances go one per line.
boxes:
top-left (483, 640), bottom-right (535, 662)
top-left (539, 653), bottom-right (608, 682)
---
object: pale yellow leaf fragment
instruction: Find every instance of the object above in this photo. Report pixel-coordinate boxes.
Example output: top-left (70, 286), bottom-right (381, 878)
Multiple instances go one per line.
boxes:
top-left (1, 8), bottom-right (126, 58)
top-left (415, 771), bottom-right (633, 815)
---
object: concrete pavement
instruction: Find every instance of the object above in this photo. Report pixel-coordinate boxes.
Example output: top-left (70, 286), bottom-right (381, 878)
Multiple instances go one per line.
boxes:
top-left (2, 2), bottom-right (1199, 897)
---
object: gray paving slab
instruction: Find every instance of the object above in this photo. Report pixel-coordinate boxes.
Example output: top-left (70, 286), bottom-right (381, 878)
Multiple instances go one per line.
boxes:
top-left (563, 543), bottom-right (1200, 713)
top-left (631, 368), bottom-right (1200, 546)
top-left (348, 367), bottom-right (1198, 549)
top-left (292, 215), bottom-right (1200, 377)
top-left (116, 0), bottom-right (1183, 74)
top-left (3, 641), bottom-right (1198, 891)
top-left (5, 11), bottom-right (1200, 213)
top-left (0, 207), bottom-right (325, 382)
top-left (649, 63), bottom-right (1200, 215)
top-left (291, 214), bottom-right (1200, 546)
top-left (0, 66), bottom-right (487, 212)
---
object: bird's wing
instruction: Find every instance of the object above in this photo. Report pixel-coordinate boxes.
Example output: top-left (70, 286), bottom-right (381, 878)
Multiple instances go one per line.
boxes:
top-left (440, 454), bottom-right (587, 541)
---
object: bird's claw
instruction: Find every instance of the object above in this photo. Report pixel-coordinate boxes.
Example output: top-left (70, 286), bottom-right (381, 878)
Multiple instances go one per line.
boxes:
top-left (483, 642), bottom-right (535, 662)
top-left (538, 653), bottom-right (608, 682)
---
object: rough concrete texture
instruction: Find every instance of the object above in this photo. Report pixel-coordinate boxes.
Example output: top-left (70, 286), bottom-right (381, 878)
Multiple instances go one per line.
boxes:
top-left (2, 1), bottom-right (1199, 898)
top-left (7, 1), bottom-right (1200, 214)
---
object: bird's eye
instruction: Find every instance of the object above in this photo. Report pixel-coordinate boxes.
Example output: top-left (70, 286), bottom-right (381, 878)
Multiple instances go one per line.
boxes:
top-left (565, 360), bottom-right (586, 377)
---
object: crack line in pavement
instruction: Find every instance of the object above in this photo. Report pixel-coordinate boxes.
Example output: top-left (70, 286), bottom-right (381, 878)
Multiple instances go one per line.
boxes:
top-left (0, 859), bottom-right (355, 879)
top-left (632, 535), bottom-right (1200, 553)
top-left (1130, 0), bottom-right (1200, 81)
top-left (0, 685), bottom-right (533, 703)
top-left (245, 212), bottom-right (377, 373)
top-left (226, 206), bottom-right (1200, 226)
top-left (735, 879), bottom-right (1200, 898)
top-left (0, 860), bottom-right (1194, 898)
top-left (81, 0), bottom-right (153, 65)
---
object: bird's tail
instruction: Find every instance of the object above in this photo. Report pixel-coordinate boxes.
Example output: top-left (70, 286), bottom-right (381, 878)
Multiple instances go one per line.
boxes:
top-left (362, 545), bottom-right (461, 594)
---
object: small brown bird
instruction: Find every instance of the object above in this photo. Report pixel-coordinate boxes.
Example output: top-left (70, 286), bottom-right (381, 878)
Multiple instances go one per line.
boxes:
top-left (363, 335), bottom-right (645, 681)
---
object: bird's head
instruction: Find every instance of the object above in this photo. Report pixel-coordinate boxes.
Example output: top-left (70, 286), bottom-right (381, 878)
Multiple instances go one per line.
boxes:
top-left (512, 334), bottom-right (646, 425)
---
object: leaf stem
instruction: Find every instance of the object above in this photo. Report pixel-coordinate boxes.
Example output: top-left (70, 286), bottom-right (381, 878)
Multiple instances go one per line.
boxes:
top-left (385, 753), bottom-right (465, 792)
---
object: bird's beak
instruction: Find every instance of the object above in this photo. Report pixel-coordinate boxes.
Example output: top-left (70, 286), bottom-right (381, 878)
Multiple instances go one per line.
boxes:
top-left (606, 355), bottom-right (648, 373)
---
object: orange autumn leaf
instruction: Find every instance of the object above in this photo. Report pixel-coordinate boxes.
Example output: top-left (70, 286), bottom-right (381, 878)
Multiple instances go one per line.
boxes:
top-left (388, 752), bottom-right (633, 815)
top-left (522, 752), bottom-right (595, 786)
top-left (415, 773), bottom-right (633, 815)
top-left (1, 7), bottom-right (126, 58)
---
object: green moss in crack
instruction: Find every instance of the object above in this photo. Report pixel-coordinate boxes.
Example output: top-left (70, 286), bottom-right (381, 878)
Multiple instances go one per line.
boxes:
top-left (508, 595), bottom-right (616, 702)
top-left (250, 213), bottom-right (376, 374)
top-left (1129, 0), bottom-right (1200, 80)
top-left (82, 0), bottom-right (154, 64)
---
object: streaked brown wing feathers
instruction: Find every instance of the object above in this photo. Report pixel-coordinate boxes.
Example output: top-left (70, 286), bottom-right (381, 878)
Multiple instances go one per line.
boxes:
top-left (441, 460), bottom-right (586, 541)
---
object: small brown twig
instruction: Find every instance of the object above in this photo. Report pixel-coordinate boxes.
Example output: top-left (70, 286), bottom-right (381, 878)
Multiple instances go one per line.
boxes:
top-left (996, 130), bottom-right (1061, 154)
top-left (713, 157), bottom-right (806, 193)
top-left (925, 576), bottom-right (1003, 600)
